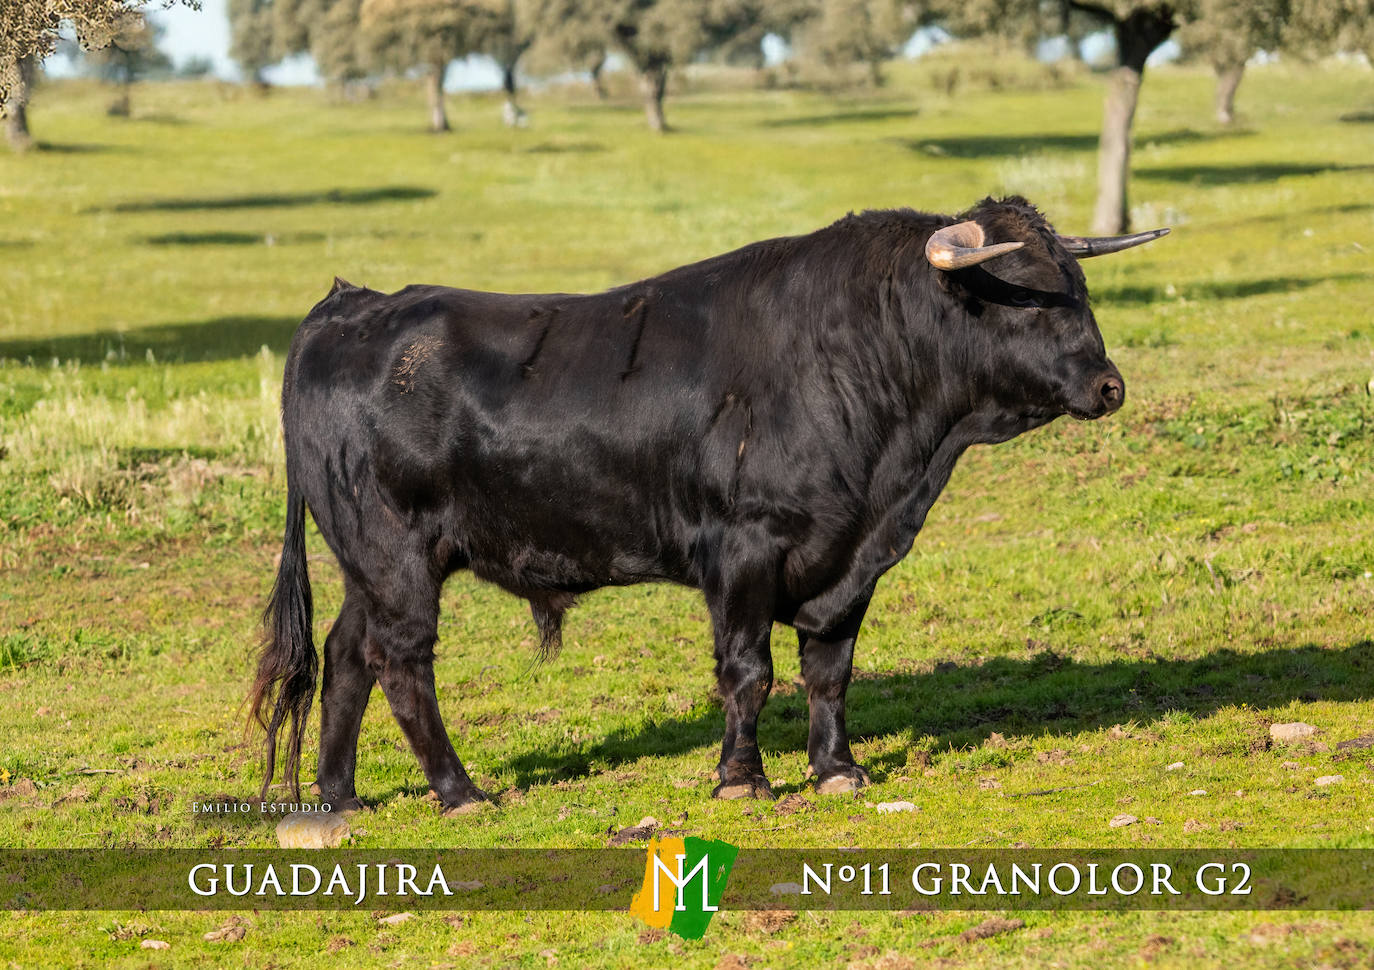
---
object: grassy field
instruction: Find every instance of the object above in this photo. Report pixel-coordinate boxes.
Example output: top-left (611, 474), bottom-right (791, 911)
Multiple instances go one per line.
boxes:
top-left (1, 56), bottom-right (1373, 967)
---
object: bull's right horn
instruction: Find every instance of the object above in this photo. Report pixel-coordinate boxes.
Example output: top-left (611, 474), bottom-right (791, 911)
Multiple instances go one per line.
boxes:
top-left (925, 221), bottom-right (1025, 270)
top-left (1056, 227), bottom-right (1170, 258)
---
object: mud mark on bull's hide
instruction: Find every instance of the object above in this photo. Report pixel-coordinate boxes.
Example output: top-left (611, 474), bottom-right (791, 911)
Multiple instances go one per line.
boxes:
top-left (392, 334), bottom-right (443, 392)
top-left (621, 289), bottom-right (653, 381)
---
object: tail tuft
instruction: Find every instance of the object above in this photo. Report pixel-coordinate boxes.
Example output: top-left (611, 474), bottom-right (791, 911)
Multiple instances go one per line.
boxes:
top-left (247, 482), bottom-right (316, 800)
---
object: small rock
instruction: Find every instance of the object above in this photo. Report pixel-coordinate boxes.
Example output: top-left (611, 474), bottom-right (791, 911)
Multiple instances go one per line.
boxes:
top-left (141, 940), bottom-right (170, 950)
top-left (1336, 734), bottom-right (1374, 751)
top-left (276, 812), bottom-right (350, 849)
top-left (1281, 761), bottom-right (1301, 770)
top-left (1190, 789), bottom-right (1207, 796)
top-left (1109, 813), bottom-right (1138, 828)
top-left (635, 816), bottom-right (660, 829)
top-left (770, 882), bottom-right (804, 895)
top-left (203, 924), bottom-right (246, 943)
top-left (378, 912), bottom-right (414, 926)
top-left (1165, 762), bottom-right (1184, 771)
top-left (1270, 722), bottom-right (1318, 744)
top-left (1144, 817), bottom-right (1162, 824)
top-left (875, 801), bottom-right (916, 814)
top-left (1183, 818), bottom-right (1206, 833)
top-left (1315, 775), bottom-right (1344, 786)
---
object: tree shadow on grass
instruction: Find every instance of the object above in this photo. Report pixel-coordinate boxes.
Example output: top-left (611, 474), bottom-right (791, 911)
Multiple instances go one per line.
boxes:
top-left (89, 185), bottom-right (437, 214)
top-left (133, 113), bottom-right (191, 126)
top-left (899, 128), bottom-right (1248, 159)
top-left (0, 314), bottom-right (302, 365)
top-left (1095, 272), bottom-right (1367, 306)
top-left (1213, 202), bottom-right (1374, 230)
top-left (33, 141), bottom-right (130, 154)
top-left (521, 141), bottom-right (606, 154)
top-left (496, 640), bottom-right (1373, 791)
top-left (763, 107), bottom-right (920, 128)
top-left (1136, 162), bottom-right (1374, 186)
top-left (1339, 110), bottom-right (1374, 123)
top-left (141, 231), bottom-right (326, 246)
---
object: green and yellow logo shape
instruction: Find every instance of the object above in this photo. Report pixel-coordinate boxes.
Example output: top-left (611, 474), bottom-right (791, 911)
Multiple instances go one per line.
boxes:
top-left (629, 836), bottom-right (738, 940)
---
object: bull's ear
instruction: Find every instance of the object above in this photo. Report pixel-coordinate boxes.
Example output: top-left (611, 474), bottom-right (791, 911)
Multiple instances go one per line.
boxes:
top-left (926, 220), bottom-right (1025, 271)
top-left (329, 276), bottom-right (357, 295)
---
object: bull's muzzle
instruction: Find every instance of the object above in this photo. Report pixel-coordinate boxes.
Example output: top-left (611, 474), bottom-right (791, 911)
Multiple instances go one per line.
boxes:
top-left (1069, 366), bottom-right (1126, 419)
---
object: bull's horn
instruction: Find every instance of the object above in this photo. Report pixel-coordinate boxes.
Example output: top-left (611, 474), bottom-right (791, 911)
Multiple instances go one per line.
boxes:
top-left (1056, 227), bottom-right (1170, 258)
top-left (925, 220), bottom-right (1025, 270)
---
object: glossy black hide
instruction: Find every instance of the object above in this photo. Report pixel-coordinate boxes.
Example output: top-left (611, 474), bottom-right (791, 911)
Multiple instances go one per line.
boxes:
top-left (249, 195), bottom-right (1126, 812)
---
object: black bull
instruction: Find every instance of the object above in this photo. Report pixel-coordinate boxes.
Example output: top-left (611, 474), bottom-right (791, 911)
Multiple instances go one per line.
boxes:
top-left (249, 196), bottom-right (1167, 814)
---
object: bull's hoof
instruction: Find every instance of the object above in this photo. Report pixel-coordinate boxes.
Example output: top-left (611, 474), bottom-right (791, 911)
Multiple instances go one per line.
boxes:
top-left (713, 776), bottom-right (775, 800)
top-left (813, 766), bottom-right (871, 795)
top-left (439, 789), bottom-right (492, 817)
top-left (309, 783), bottom-right (368, 814)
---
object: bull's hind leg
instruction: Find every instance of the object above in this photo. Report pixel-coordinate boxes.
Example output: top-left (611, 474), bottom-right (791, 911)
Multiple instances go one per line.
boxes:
top-left (313, 591), bottom-right (373, 811)
top-left (705, 557), bottom-right (778, 800)
top-left (365, 562), bottom-right (489, 814)
top-left (797, 598), bottom-right (872, 795)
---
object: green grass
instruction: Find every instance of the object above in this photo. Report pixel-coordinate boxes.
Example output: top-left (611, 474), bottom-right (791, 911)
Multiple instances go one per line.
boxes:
top-left (2, 58), bottom-right (1374, 967)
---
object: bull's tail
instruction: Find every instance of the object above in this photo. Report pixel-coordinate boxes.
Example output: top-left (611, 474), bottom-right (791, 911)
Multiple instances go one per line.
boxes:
top-left (247, 476), bottom-right (316, 801)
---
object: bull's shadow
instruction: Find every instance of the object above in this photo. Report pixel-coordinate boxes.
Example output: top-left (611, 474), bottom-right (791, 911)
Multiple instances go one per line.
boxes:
top-left (497, 640), bottom-right (1373, 791)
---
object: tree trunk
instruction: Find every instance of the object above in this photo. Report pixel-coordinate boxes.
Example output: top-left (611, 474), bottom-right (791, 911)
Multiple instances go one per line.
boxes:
top-left (1090, 5), bottom-right (1176, 235)
top-left (589, 56), bottom-right (607, 100)
top-left (426, 60), bottom-right (449, 133)
top-left (640, 65), bottom-right (668, 133)
top-left (501, 63), bottom-right (525, 127)
top-left (1213, 62), bottom-right (1244, 125)
top-left (4, 56), bottom-right (35, 152)
top-left (109, 61), bottom-right (132, 119)
top-left (1092, 64), bottom-right (1141, 235)
top-left (866, 56), bottom-right (884, 88)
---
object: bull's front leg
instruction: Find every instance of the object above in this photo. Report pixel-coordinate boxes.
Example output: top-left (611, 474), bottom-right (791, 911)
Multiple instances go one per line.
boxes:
top-left (704, 558), bottom-right (777, 800)
top-left (797, 598), bottom-right (871, 795)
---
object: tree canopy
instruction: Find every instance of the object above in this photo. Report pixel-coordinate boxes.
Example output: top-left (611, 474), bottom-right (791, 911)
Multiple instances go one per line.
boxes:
top-left (2, 0), bottom-right (193, 106)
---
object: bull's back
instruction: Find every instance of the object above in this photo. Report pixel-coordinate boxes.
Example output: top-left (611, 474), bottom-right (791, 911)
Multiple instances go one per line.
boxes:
top-left (284, 283), bottom-right (745, 589)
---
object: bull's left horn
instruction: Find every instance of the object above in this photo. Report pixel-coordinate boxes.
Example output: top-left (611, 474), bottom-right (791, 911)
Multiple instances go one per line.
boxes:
top-left (925, 221), bottom-right (1025, 270)
top-left (1056, 227), bottom-right (1170, 258)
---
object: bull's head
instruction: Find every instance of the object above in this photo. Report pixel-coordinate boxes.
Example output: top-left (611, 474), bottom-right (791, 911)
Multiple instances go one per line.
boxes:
top-left (924, 197), bottom-right (1167, 423)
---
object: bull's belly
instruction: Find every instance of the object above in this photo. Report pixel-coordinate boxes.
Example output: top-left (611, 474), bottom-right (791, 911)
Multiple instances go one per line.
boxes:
top-left (446, 496), bottom-right (692, 594)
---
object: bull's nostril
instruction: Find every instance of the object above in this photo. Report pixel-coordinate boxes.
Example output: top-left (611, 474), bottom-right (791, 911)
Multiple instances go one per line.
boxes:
top-left (1101, 379), bottom-right (1123, 404)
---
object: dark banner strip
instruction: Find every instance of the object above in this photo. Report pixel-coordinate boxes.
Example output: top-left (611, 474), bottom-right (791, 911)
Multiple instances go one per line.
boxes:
top-left (0, 849), bottom-right (1370, 912)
